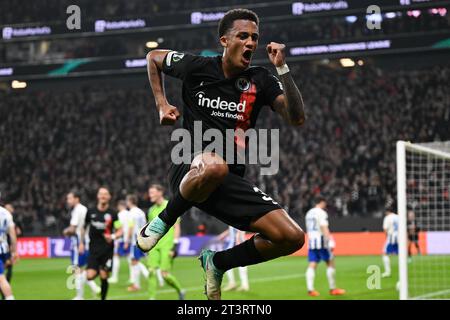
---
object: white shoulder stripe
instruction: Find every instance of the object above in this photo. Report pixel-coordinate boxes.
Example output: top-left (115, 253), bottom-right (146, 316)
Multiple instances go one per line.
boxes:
top-left (166, 51), bottom-right (176, 67)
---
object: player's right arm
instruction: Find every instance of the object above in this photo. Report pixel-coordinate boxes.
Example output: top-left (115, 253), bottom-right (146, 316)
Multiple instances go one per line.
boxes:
top-left (146, 50), bottom-right (180, 125)
top-left (320, 225), bottom-right (331, 244)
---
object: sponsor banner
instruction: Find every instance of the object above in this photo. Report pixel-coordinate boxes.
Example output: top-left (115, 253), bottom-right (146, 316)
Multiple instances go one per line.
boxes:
top-left (17, 237), bottom-right (49, 258)
top-left (2, 26), bottom-right (51, 39)
top-left (426, 231), bottom-right (450, 254)
top-left (50, 237), bottom-right (72, 258)
top-left (290, 40), bottom-right (392, 56)
top-left (178, 236), bottom-right (219, 256)
top-left (94, 19), bottom-right (146, 32)
top-left (17, 231), bottom-right (450, 258)
top-left (0, 67), bottom-right (13, 76)
top-left (1, 0), bottom-right (443, 40)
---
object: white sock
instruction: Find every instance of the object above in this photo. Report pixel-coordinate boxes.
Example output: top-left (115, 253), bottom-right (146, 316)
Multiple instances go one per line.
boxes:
top-left (306, 267), bottom-right (315, 292)
top-left (129, 259), bottom-right (135, 283)
top-left (5, 295), bottom-right (14, 300)
top-left (156, 269), bottom-right (164, 287)
top-left (138, 262), bottom-right (149, 278)
top-left (75, 272), bottom-right (85, 298)
top-left (226, 270), bottom-right (236, 286)
top-left (383, 255), bottom-right (391, 274)
top-left (327, 267), bottom-right (336, 290)
top-left (238, 267), bottom-right (249, 288)
top-left (111, 255), bottom-right (120, 279)
top-left (82, 271), bottom-right (99, 294)
top-left (133, 264), bottom-right (141, 288)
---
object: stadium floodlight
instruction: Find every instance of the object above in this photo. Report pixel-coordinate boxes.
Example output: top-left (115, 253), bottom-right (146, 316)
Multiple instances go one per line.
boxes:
top-left (146, 41), bottom-right (159, 49)
top-left (11, 80), bottom-right (27, 89)
top-left (397, 141), bottom-right (450, 300)
top-left (339, 58), bottom-right (354, 67)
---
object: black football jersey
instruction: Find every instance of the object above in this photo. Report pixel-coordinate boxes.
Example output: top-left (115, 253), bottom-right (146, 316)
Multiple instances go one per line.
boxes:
top-left (85, 206), bottom-right (118, 254)
top-left (162, 51), bottom-right (284, 176)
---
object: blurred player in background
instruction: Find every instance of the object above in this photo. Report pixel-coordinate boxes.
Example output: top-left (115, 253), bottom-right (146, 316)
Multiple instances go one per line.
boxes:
top-left (407, 210), bottom-right (421, 261)
top-left (2, 204), bottom-right (21, 297)
top-left (80, 187), bottom-right (123, 300)
top-left (0, 204), bottom-right (17, 300)
top-left (305, 197), bottom-right (345, 297)
top-left (108, 200), bottom-right (131, 284)
top-left (63, 190), bottom-right (101, 299)
top-left (126, 194), bottom-right (149, 292)
top-left (147, 184), bottom-right (185, 300)
top-left (139, 8), bottom-right (306, 300)
top-left (382, 210), bottom-right (399, 277)
top-left (217, 227), bottom-right (249, 292)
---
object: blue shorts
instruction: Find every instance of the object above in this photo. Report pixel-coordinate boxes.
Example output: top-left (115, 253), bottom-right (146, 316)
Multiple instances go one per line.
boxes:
top-left (0, 253), bottom-right (8, 275)
top-left (130, 244), bottom-right (145, 260)
top-left (384, 243), bottom-right (398, 255)
top-left (115, 241), bottom-right (130, 256)
top-left (71, 248), bottom-right (89, 267)
top-left (308, 248), bottom-right (332, 263)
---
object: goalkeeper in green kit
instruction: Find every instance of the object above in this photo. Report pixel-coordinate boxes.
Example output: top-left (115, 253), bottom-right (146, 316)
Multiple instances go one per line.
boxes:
top-left (147, 184), bottom-right (186, 300)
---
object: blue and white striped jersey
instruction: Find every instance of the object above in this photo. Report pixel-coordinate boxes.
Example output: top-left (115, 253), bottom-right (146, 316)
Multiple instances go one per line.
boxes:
top-left (0, 206), bottom-right (14, 255)
top-left (305, 207), bottom-right (329, 250)
top-left (383, 213), bottom-right (399, 244)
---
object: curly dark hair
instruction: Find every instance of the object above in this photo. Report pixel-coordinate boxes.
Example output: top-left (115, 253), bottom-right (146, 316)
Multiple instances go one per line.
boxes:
top-left (218, 8), bottom-right (259, 37)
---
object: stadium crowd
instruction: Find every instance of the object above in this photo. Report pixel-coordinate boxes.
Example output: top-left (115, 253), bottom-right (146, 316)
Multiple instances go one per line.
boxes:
top-left (0, 61), bottom-right (449, 235)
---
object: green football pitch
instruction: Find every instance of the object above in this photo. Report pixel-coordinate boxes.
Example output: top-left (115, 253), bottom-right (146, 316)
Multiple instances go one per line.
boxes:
top-left (9, 255), bottom-right (402, 300)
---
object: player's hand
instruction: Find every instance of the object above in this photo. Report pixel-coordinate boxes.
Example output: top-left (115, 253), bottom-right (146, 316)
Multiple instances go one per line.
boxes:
top-left (159, 104), bottom-right (180, 125)
top-left (124, 242), bottom-right (129, 250)
top-left (79, 243), bottom-right (85, 254)
top-left (266, 42), bottom-right (286, 67)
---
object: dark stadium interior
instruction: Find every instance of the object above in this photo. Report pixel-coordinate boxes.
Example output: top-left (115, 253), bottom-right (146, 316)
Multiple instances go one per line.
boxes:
top-left (1, 0), bottom-right (449, 237)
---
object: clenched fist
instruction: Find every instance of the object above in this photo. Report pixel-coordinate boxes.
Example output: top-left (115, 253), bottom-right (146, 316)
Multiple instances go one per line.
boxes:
top-left (159, 104), bottom-right (181, 125)
top-left (266, 42), bottom-right (286, 67)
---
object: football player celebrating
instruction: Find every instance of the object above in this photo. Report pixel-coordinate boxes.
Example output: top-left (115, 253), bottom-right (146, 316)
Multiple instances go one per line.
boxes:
top-left (138, 8), bottom-right (306, 300)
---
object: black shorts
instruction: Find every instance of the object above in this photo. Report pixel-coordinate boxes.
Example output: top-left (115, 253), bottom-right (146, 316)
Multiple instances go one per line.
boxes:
top-left (87, 249), bottom-right (113, 273)
top-left (408, 234), bottom-right (419, 242)
top-left (168, 163), bottom-right (282, 231)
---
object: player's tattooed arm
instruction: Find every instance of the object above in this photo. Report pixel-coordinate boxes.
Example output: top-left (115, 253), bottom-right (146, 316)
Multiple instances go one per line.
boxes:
top-left (267, 42), bottom-right (306, 126)
top-left (146, 50), bottom-right (180, 125)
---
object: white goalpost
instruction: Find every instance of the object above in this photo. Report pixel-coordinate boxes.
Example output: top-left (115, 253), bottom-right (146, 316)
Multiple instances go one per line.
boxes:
top-left (397, 141), bottom-right (450, 300)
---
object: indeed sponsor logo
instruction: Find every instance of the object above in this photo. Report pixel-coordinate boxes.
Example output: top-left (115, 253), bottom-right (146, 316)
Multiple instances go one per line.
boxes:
top-left (195, 92), bottom-right (246, 112)
top-left (95, 19), bottom-right (146, 32)
top-left (2, 26), bottom-right (52, 39)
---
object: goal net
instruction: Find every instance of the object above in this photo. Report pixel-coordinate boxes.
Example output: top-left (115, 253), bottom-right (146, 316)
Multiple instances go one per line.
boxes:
top-left (397, 141), bottom-right (450, 300)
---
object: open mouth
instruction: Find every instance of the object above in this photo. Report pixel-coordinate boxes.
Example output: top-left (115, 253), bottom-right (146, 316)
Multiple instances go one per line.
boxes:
top-left (242, 50), bottom-right (253, 63)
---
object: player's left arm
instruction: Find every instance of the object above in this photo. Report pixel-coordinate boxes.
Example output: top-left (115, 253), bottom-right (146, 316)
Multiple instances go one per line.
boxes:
top-left (267, 42), bottom-right (306, 126)
top-left (8, 224), bottom-right (18, 264)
